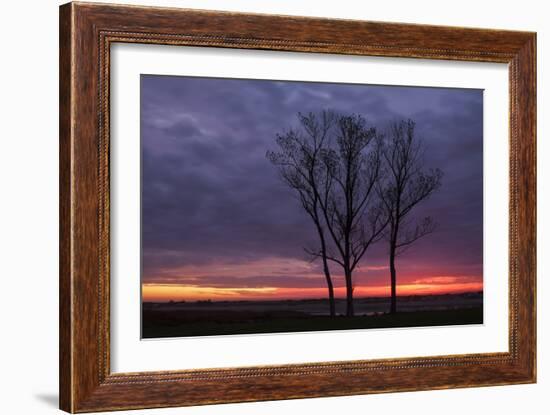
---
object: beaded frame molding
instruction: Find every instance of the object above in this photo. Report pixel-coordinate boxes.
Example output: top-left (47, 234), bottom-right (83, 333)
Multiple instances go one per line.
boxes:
top-left (59, 2), bottom-right (536, 412)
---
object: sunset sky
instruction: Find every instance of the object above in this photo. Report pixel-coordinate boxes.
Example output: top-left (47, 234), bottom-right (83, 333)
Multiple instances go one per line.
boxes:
top-left (141, 75), bottom-right (483, 302)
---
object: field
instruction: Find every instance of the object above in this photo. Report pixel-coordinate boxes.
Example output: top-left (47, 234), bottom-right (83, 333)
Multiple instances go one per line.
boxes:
top-left (142, 292), bottom-right (483, 338)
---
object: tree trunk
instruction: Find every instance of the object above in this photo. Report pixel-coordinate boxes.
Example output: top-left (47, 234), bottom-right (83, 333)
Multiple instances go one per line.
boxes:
top-left (344, 265), bottom-right (354, 317)
top-left (389, 247), bottom-right (397, 314)
top-left (316, 223), bottom-right (336, 318)
top-left (322, 257), bottom-right (336, 317)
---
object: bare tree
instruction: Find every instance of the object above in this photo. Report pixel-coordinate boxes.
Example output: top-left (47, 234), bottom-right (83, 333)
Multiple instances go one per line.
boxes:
top-left (267, 111), bottom-right (338, 317)
top-left (378, 120), bottom-right (443, 314)
top-left (317, 114), bottom-right (388, 317)
top-left (268, 111), bottom-right (388, 317)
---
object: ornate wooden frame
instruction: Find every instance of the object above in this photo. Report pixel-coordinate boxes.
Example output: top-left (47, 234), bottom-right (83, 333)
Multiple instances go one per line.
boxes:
top-left (59, 2), bottom-right (536, 412)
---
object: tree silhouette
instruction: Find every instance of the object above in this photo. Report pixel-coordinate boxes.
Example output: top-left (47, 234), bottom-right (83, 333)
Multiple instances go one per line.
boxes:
top-left (317, 114), bottom-right (388, 317)
top-left (267, 111), bottom-right (338, 316)
top-left (269, 111), bottom-right (388, 317)
top-left (377, 120), bottom-right (443, 314)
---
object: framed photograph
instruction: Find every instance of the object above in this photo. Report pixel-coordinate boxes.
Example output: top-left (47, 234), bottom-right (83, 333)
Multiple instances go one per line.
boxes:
top-left (59, 2), bottom-right (536, 412)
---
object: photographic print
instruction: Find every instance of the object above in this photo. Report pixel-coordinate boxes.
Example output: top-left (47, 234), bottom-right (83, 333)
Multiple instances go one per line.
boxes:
top-left (141, 75), bottom-right (483, 338)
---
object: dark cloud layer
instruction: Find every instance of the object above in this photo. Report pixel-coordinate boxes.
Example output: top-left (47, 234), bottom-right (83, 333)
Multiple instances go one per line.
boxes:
top-left (141, 75), bottom-right (483, 289)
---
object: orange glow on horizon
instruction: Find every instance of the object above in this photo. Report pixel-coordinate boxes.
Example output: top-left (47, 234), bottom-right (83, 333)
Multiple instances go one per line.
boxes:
top-left (142, 280), bottom-right (483, 302)
top-left (143, 257), bottom-right (482, 302)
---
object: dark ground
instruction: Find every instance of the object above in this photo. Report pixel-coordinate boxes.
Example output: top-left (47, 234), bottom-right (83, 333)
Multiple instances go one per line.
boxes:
top-left (142, 293), bottom-right (483, 338)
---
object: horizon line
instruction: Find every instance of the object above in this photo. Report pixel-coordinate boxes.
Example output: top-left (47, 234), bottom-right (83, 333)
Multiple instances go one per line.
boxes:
top-left (143, 290), bottom-right (483, 304)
